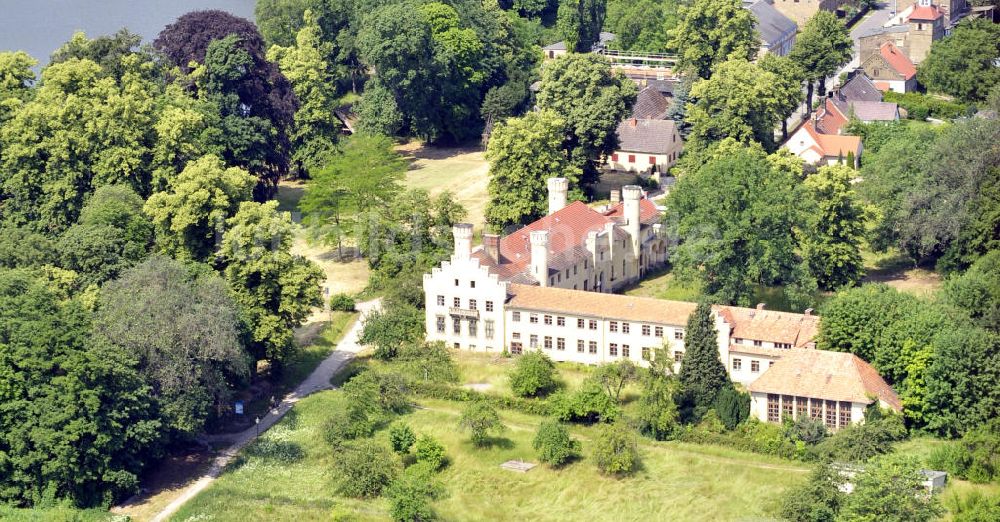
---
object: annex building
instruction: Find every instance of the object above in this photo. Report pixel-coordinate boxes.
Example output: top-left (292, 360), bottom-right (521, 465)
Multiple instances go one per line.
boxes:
top-left (423, 204), bottom-right (901, 428)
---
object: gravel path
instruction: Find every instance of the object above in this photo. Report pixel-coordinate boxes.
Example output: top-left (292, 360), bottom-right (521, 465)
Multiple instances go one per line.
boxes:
top-left (145, 298), bottom-right (380, 522)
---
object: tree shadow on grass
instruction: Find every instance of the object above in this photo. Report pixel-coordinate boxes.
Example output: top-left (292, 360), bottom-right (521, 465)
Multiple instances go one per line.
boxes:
top-left (242, 438), bottom-right (306, 465)
top-left (471, 436), bottom-right (515, 450)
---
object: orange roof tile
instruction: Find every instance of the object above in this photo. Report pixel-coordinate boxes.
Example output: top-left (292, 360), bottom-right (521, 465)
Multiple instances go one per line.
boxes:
top-left (879, 42), bottom-right (916, 80)
top-left (715, 306), bottom-right (819, 347)
top-left (506, 283), bottom-right (697, 325)
top-left (908, 5), bottom-right (943, 21)
top-left (748, 349), bottom-right (902, 410)
top-left (816, 98), bottom-right (848, 134)
top-left (802, 122), bottom-right (862, 158)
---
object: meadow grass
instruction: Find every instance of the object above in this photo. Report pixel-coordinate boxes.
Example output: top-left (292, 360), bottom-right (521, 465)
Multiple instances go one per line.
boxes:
top-left (170, 390), bottom-right (809, 522)
top-left (624, 268), bottom-right (828, 313)
top-left (398, 143), bottom-right (489, 231)
top-left (0, 505), bottom-right (122, 522)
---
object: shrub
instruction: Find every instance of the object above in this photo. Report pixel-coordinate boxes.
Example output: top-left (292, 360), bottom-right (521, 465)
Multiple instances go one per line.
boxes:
top-left (343, 370), bottom-right (409, 417)
top-left (714, 386), bottom-right (750, 430)
top-left (332, 441), bottom-right (400, 498)
top-left (358, 302), bottom-right (424, 359)
top-left (414, 435), bottom-right (447, 470)
top-left (508, 351), bottom-right (557, 397)
top-left (405, 380), bottom-right (552, 416)
top-left (787, 416), bottom-right (829, 445)
top-left (839, 456), bottom-right (943, 521)
top-left (779, 463), bottom-right (845, 522)
top-left (676, 418), bottom-right (800, 460)
top-left (389, 422), bottom-right (416, 455)
top-left (396, 342), bottom-right (460, 384)
top-left (883, 91), bottom-right (969, 120)
top-left (635, 376), bottom-right (679, 440)
top-left (946, 491), bottom-right (1000, 522)
top-left (930, 419), bottom-right (1000, 483)
top-left (814, 415), bottom-right (907, 462)
top-left (458, 401), bottom-right (505, 447)
top-left (592, 422), bottom-right (640, 475)
top-left (549, 380), bottom-right (620, 424)
top-left (324, 403), bottom-right (375, 445)
top-left (532, 420), bottom-right (581, 467)
top-left (330, 293), bottom-right (356, 312)
top-left (386, 462), bottom-right (445, 522)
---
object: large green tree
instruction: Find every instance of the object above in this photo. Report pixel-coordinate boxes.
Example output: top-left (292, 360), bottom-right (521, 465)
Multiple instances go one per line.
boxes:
top-left (536, 53), bottom-right (636, 187)
top-left (604, 0), bottom-right (677, 53)
top-left (789, 11), bottom-right (852, 111)
top-left (669, 0), bottom-right (756, 80)
top-left (801, 165), bottom-right (870, 290)
top-left (758, 53), bottom-right (805, 140)
top-left (217, 201), bottom-right (324, 364)
top-left (556, 0), bottom-right (607, 53)
top-left (667, 143), bottom-right (814, 307)
top-left (678, 302), bottom-right (729, 418)
top-left (839, 456), bottom-right (944, 521)
top-left (485, 110), bottom-right (580, 230)
top-left (0, 51), bottom-right (36, 124)
top-left (918, 19), bottom-right (1000, 102)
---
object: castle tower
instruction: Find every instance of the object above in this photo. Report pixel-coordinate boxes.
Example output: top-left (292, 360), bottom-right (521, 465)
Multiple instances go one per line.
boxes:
top-left (622, 185), bottom-right (642, 258)
top-left (907, 0), bottom-right (944, 64)
top-left (530, 230), bottom-right (550, 286)
top-left (547, 177), bottom-right (569, 215)
top-left (452, 223), bottom-right (473, 260)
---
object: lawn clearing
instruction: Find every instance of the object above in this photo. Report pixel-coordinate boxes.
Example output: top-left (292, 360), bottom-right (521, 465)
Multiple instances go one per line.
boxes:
top-left (171, 391), bottom-right (809, 522)
top-left (624, 268), bottom-right (828, 313)
top-left (862, 248), bottom-right (942, 296)
top-left (397, 141), bottom-right (489, 232)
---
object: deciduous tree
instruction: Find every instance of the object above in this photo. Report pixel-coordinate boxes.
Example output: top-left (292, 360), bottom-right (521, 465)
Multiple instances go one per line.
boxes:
top-left (801, 165), bottom-right (870, 290)
top-left (556, 0), bottom-right (607, 52)
top-left (789, 11), bottom-right (851, 111)
top-left (918, 19), bottom-right (1000, 102)
top-left (669, 0), bottom-right (756, 79)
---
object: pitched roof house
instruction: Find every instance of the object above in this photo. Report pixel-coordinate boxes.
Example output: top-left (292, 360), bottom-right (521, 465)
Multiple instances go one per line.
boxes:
top-left (785, 121), bottom-right (863, 167)
top-left (746, 0), bottom-right (798, 57)
top-left (861, 42), bottom-right (918, 93)
top-left (630, 87), bottom-right (670, 120)
top-left (838, 73), bottom-right (885, 103)
top-left (608, 118), bottom-right (684, 174)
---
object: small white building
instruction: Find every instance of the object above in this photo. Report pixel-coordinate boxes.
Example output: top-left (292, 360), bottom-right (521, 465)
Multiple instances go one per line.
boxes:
top-left (608, 118), bottom-right (683, 174)
top-left (785, 121), bottom-right (863, 168)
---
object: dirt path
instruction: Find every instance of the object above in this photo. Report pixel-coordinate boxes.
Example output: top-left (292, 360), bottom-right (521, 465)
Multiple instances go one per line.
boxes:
top-left (117, 298), bottom-right (380, 522)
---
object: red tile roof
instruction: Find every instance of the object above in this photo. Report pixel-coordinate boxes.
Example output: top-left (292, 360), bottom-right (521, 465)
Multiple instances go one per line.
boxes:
top-left (506, 283), bottom-right (696, 325)
top-left (802, 122), bottom-right (862, 159)
top-left (879, 42), bottom-right (917, 80)
top-left (716, 306), bottom-right (819, 347)
top-left (748, 349), bottom-right (902, 411)
top-left (908, 5), bottom-right (943, 21)
top-left (816, 98), bottom-right (849, 134)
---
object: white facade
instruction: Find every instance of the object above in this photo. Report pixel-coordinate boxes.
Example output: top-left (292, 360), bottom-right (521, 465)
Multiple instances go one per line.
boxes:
top-left (748, 392), bottom-right (866, 429)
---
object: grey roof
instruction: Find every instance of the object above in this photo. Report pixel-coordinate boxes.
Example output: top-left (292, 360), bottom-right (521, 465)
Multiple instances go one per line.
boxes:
top-left (747, 0), bottom-right (797, 46)
top-left (839, 73), bottom-right (884, 103)
top-left (543, 41), bottom-right (567, 51)
top-left (843, 101), bottom-right (900, 121)
top-left (615, 119), bottom-right (679, 154)
top-left (858, 24), bottom-right (908, 39)
top-left (645, 79), bottom-right (678, 95)
top-left (598, 32), bottom-right (617, 46)
top-left (631, 87), bottom-right (670, 120)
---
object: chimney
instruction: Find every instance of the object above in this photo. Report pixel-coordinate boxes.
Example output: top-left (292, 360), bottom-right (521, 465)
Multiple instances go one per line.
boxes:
top-left (483, 234), bottom-right (500, 261)
top-left (804, 308), bottom-right (814, 316)
top-left (610, 189), bottom-right (621, 204)
top-left (452, 224), bottom-right (473, 260)
top-left (530, 230), bottom-right (550, 286)
top-left (756, 303), bottom-right (766, 310)
top-left (630, 117), bottom-right (638, 127)
top-left (547, 177), bottom-right (569, 215)
top-left (622, 185), bottom-right (642, 257)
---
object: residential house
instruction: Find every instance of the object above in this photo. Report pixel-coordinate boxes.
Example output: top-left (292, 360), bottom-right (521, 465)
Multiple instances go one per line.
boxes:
top-left (860, 41), bottom-right (918, 93)
top-left (858, 0), bottom-right (945, 64)
top-left (771, 0), bottom-right (846, 28)
top-left (746, 0), bottom-right (798, 57)
top-left (815, 82), bottom-right (900, 134)
top-left (608, 118), bottom-right (684, 174)
top-left (785, 121), bottom-right (863, 167)
top-left (747, 349), bottom-right (902, 429)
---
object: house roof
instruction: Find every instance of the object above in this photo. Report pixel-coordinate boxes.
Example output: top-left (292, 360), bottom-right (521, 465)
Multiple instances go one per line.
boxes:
top-left (908, 4), bottom-right (943, 21)
top-left (844, 100), bottom-right (899, 121)
top-left (747, 0), bottom-right (798, 46)
top-left (506, 283), bottom-right (697, 325)
top-left (472, 198), bottom-right (660, 282)
top-left (839, 73), bottom-right (884, 103)
top-left (631, 87), bottom-right (670, 120)
top-left (858, 24), bottom-right (909, 39)
top-left (748, 349), bottom-right (902, 410)
top-left (715, 306), bottom-right (819, 348)
top-left (802, 121), bottom-right (862, 158)
top-left (879, 42), bottom-right (917, 80)
top-left (543, 41), bottom-right (567, 51)
top-left (816, 98), bottom-right (850, 134)
top-left (615, 118), bottom-right (679, 154)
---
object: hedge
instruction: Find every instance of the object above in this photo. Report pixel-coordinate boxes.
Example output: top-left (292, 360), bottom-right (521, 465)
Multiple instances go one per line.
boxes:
top-left (883, 91), bottom-right (970, 120)
top-left (407, 380), bottom-right (552, 417)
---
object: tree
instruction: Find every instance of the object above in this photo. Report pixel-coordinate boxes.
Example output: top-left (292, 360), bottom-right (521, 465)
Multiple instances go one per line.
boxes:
top-left (591, 360), bottom-right (638, 403)
top-left (509, 351), bottom-right (558, 397)
top-left (386, 461), bottom-right (445, 522)
top-left (342, 370), bottom-right (410, 418)
top-left (678, 302), bottom-right (730, 418)
top-left (0, 51), bottom-right (35, 124)
top-left (592, 421), bottom-right (640, 475)
top-left (789, 11), bottom-right (852, 111)
top-left (685, 59), bottom-right (788, 151)
top-left (533, 420), bottom-right (581, 466)
top-left (359, 303), bottom-right (425, 360)
top-left (817, 284), bottom-right (917, 363)
top-left (332, 440), bottom-right (400, 498)
top-left (536, 53), bottom-right (637, 187)
top-left (267, 9), bottom-right (341, 177)
top-left (669, 0), bottom-right (756, 80)
top-left (413, 435), bottom-right (447, 470)
top-left (484, 110), bottom-right (581, 230)
top-left (758, 54), bottom-right (805, 140)
top-left (918, 19), bottom-right (1000, 102)
top-left (838, 456), bottom-right (944, 522)
top-left (154, 10), bottom-right (297, 198)
top-left (556, 0), bottom-right (607, 53)
top-left (667, 144), bottom-right (813, 307)
top-left (144, 155), bottom-right (256, 260)
top-left (636, 374), bottom-right (679, 440)
top-left (0, 269), bottom-right (162, 508)
top-left (930, 419), bottom-right (1000, 483)
top-left (944, 251), bottom-right (1000, 333)
top-left (664, 71), bottom-right (694, 138)
top-left (779, 463), bottom-right (845, 522)
top-left (50, 29), bottom-right (150, 81)
top-left (714, 386), bottom-right (750, 430)
top-left (923, 327), bottom-right (1000, 437)
top-left (549, 380), bottom-right (621, 423)
top-left (389, 422), bottom-right (417, 455)
top-left (458, 401), bottom-right (505, 447)
top-left (255, 0), bottom-right (312, 47)
top-left (93, 256), bottom-right (249, 438)
top-left (814, 415), bottom-right (907, 463)
top-left (801, 165), bottom-right (870, 290)
top-left (56, 185), bottom-right (153, 287)
top-left (217, 200), bottom-right (324, 363)
top-left (604, 0), bottom-right (676, 53)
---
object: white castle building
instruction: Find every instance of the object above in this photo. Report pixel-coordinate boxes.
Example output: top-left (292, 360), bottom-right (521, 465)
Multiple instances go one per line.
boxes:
top-left (422, 188), bottom-right (901, 429)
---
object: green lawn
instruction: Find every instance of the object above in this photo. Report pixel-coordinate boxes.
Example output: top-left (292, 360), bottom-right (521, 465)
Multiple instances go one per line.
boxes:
top-left (0, 505), bottom-right (120, 522)
top-left (397, 142), bottom-right (489, 232)
top-left (170, 391), bottom-right (809, 522)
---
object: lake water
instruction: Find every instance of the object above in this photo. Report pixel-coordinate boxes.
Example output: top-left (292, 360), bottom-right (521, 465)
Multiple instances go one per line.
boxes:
top-left (0, 0), bottom-right (256, 64)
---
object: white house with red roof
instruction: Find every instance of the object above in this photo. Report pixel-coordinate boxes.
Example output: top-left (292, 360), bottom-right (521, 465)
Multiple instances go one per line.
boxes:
top-left (785, 121), bottom-right (863, 167)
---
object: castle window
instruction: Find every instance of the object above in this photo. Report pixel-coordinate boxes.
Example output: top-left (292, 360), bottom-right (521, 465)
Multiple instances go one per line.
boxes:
top-left (574, 265), bottom-right (578, 275)
top-left (436, 315), bottom-right (445, 333)
top-left (782, 395), bottom-right (794, 421)
top-left (557, 338), bottom-right (565, 351)
top-left (470, 280), bottom-right (476, 288)
top-left (530, 313), bottom-right (538, 324)
top-left (767, 394), bottom-right (780, 422)
top-left (612, 153), bottom-right (619, 161)
top-left (655, 326), bottom-right (663, 337)
top-left (557, 316), bottom-right (565, 326)
top-left (825, 400), bottom-right (837, 429)
top-left (437, 295), bottom-right (445, 306)
top-left (544, 315), bottom-right (552, 325)
top-left (485, 320), bottom-right (494, 339)
top-left (453, 318), bottom-right (461, 334)
top-left (577, 318), bottom-right (585, 328)
top-left (733, 358), bottom-right (742, 371)
top-left (589, 341), bottom-right (598, 354)
top-left (628, 154), bottom-right (636, 163)
top-left (486, 301), bottom-right (494, 312)
top-left (610, 321), bottom-right (618, 332)
top-left (577, 340), bottom-right (585, 353)
top-left (796, 397), bottom-right (808, 419)
top-left (810, 399), bottom-right (822, 419)
top-left (642, 325), bottom-right (651, 336)
top-left (584, 260), bottom-right (588, 269)
top-left (512, 332), bottom-right (520, 339)
top-left (622, 322), bottom-right (630, 334)
top-left (468, 319), bottom-right (478, 337)
top-left (754, 340), bottom-right (763, 347)
top-left (609, 343), bottom-right (618, 356)
top-left (649, 156), bottom-right (656, 165)
top-left (642, 347), bottom-right (651, 360)
top-left (544, 336), bottom-right (552, 349)
top-left (839, 401), bottom-right (851, 427)
top-left (469, 299), bottom-right (477, 310)
top-left (622, 345), bottom-right (630, 358)
top-left (512, 311), bottom-right (521, 322)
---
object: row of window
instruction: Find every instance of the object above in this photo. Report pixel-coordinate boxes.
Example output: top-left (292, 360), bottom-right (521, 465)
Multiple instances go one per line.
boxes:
top-left (512, 312), bottom-right (683, 339)
top-left (437, 295), bottom-right (494, 312)
top-left (766, 394), bottom-right (852, 429)
top-left (733, 338), bottom-right (793, 350)
top-left (436, 316), bottom-right (495, 339)
top-left (510, 334), bottom-right (684, 362)
top-left (731, 358), bottom-right (774, 373)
